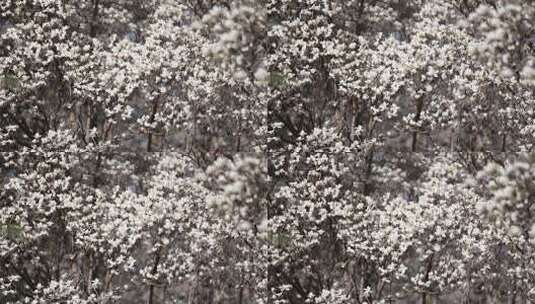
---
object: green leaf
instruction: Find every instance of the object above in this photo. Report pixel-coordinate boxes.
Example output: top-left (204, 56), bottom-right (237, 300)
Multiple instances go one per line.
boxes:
top-left (269, 72), bottom-right (287, 88)
top-left (2, 73), bottom-right (21, 91)
top-left (268, 231), bottom-right (292, 248)
top-left (1, 223), bottom-right (24, 241)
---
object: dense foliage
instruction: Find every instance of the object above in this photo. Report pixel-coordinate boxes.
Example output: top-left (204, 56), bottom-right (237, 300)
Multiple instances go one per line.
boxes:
top-left (1, 0), bottom-right (535, 303)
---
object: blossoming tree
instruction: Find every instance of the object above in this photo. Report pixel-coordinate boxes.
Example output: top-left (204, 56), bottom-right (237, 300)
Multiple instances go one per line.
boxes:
top-left (1, 0), bottom-right (535, 303)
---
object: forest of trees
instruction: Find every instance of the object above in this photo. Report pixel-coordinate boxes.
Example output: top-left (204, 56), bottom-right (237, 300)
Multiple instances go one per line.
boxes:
top-left (1, 0), bottom-right (535, 303)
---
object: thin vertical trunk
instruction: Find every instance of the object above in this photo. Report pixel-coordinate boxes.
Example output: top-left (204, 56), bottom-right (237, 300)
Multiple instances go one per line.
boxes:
top-left (421, 254), bottom-right (434, 304)
top-left (147, 101), bottom-right (159, 152)
top-left (89, 0), bottom-right (100, 37)
top-left (412, 97), bottom-right (424, 152)
top-left (238, 285), bottom-right (244, 304)
top-left (148, 248), bottom-right (161, 304)
top-left (363, 148), bottom-right (374, 195)
top-left (348, 98), bottom-right (356, 141)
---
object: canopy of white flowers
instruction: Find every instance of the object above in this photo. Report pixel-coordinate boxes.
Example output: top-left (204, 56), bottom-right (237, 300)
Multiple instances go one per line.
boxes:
top-left (1, 0), bottom-right (535, 303)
